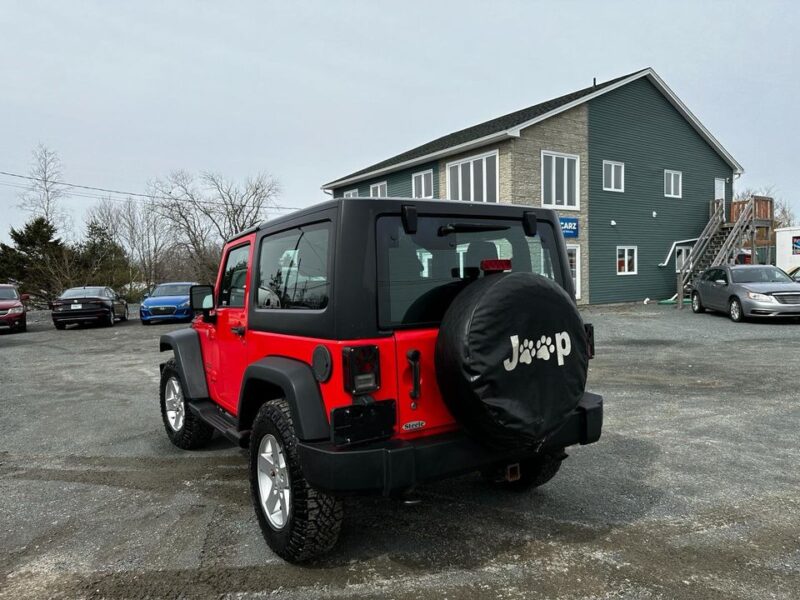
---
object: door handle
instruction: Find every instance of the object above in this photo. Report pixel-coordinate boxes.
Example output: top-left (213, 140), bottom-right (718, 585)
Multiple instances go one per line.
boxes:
top-left (230, 326), bottom-right (246, 336)
top-left (407, 349), bottom-right (421, 406)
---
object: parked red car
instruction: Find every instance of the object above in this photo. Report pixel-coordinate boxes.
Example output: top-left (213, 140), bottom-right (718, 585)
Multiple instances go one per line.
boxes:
top-left (0, 284), bottom-right (28, 332)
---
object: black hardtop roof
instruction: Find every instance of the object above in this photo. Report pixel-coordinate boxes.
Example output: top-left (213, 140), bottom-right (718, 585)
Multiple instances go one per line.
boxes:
top-left (226, 197), bottom-right (558, 243)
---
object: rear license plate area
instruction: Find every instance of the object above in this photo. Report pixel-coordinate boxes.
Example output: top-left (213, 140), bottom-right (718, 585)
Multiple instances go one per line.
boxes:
top-left (331, 399), bottom-right (396, 447)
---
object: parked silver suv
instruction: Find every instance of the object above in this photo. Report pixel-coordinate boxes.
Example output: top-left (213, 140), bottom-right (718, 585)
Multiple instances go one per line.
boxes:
top-left (692, 265), bottom-right (800, 322)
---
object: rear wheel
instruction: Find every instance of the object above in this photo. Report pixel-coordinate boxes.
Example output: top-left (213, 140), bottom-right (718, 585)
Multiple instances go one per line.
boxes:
top-left (729, 297), bottom-right (744, 322)
top-left (691, 291), bottom-right (704, 313)
top-left (159, 359), bottom-right (214, 449)
top-left (250, 399), bottom-right (343, 563)
top-left (121, 306), bottom-right (128, 321)
top-left (106, 309), bottom-right (115, 327)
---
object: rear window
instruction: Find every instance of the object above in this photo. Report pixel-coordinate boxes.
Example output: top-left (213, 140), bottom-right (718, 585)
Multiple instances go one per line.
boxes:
top-left (61, 287), bottom-right (105, 298)
top-left (376, 215), bottom-right (562, 328)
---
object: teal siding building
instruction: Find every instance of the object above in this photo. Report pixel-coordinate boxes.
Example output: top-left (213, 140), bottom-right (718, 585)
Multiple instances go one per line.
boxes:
top-left (323, 68), bottom-right (743, 304)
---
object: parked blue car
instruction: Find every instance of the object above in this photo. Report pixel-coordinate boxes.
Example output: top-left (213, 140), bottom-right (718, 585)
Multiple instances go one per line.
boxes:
top-left (140, 282), bottom-right (198, 325)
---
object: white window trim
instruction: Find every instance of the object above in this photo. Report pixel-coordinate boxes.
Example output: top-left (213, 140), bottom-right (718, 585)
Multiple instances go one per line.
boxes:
top-left (369, 181), bottom-right (388, 197)
top-left (412, 169), bottom-right (434, 199)
top-left (664, 170), bottom-right (682, 198)
top-left (445, 149), bottom-right (499, 203)
top-left (616, 246), bottom-right (638, 276)
top-left (343, 189), bottom-right (359, 198)
top-left (675, 245), bottom-right (693, 273)
top-left (566, 244), bottom-right (581, 299)
top-left (541, 150), bottom-right (580, 211)
top-left (602, 160), bottom-right (625, 192)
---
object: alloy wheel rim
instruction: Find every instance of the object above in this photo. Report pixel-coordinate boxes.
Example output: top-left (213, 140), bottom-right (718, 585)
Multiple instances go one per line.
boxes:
top-left (164, 376), bottom-right (185, 431)
top-left (257, 433), bottom-right (291, 530)
top-left (731, 301), bottom-right (740, 320)
top-left (692, 294), bottom-right (699, 310)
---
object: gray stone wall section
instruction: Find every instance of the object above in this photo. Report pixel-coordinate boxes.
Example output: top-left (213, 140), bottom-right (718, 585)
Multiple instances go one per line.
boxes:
top-left (508, 105), bottom-right (590, 303)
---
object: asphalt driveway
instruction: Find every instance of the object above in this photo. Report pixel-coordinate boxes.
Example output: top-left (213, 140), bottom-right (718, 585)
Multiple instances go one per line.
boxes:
top-left (0, 305), bottom-right (798, 599)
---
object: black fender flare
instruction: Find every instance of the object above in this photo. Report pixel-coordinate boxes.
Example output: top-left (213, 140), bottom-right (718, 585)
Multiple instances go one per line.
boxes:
top-left (238, 356), bottom-right (329, 442)
top-left (159, 329), bottom-right (209, 400)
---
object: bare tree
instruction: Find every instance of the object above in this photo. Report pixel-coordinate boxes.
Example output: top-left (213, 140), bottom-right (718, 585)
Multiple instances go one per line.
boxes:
top-left (151, 171), bottom-right (279, 281)
top-left (735, 185), bottom-right (796, 228)
top-left (18, 144), bottom-right (71, 231)
top-left (88, 197), bottom-right (176, 289)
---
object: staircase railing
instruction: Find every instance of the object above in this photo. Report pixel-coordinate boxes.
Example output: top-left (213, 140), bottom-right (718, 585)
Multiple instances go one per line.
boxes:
top-left (711, 197), bottom-right (754, 267)
top-left (676, 200), bottom-right (725, 308)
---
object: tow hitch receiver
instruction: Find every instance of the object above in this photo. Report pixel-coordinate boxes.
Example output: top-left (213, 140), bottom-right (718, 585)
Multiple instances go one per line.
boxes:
top-left (505, 463), bottom-right (521, 482)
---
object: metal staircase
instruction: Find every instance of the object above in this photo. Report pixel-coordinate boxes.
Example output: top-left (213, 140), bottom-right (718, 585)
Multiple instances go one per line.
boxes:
top-left (676, 198), bottom-right (756, 308)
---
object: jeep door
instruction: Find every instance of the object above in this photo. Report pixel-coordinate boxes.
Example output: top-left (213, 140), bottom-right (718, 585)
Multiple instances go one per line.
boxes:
top-left (213, 239), bottom-right (253, 413)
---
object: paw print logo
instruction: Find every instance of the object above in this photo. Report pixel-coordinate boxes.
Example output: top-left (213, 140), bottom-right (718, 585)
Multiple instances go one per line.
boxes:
top-left (518, 338), bottom-right (534, 364)
top-left (535, 336), bottom-right (555, 361)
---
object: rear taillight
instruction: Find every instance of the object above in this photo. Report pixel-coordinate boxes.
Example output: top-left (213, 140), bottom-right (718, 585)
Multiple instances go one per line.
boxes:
top-left (342, 345), bottom-right (380, 395)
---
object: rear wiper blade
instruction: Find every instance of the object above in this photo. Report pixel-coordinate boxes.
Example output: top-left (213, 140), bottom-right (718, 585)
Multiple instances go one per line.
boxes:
top-left (438, 223), bottom-right (509, 236)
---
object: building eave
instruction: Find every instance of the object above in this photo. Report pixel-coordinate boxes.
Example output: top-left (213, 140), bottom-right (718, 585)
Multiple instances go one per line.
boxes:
top-left (321, 130), bottom-right (518, 191)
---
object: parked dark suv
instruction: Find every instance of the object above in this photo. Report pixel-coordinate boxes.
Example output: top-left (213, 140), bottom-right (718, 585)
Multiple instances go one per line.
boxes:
top-left (158, 198), bottom-right (603, 562)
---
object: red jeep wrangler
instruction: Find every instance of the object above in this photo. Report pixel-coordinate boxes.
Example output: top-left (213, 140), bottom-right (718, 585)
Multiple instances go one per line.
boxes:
top-left (158, 197), bottom-right (602, 562)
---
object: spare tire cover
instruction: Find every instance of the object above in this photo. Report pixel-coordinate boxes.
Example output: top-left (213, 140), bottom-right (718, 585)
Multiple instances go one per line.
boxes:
top-left (435, 272), bottom-right (588, 449)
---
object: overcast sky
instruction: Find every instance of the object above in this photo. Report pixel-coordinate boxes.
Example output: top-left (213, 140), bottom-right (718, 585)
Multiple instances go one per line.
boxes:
top-left (1, 0), bottom-right (798, 242)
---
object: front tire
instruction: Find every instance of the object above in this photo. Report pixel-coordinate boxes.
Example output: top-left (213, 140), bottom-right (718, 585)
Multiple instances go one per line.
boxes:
top-left (729, 297), bottom-right (744, 322)
top-left (250, 399), bottom-right (343, 563)
top-left (54, 322), bottom-right (66, 330)
top-left (159, 359), bottom-right (214, 449)
top-left (691, 291), bottom-right (704, 313)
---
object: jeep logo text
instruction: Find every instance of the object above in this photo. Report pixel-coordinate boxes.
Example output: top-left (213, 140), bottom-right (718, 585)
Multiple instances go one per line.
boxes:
top-left (502, 332), bottom-right (572, 371)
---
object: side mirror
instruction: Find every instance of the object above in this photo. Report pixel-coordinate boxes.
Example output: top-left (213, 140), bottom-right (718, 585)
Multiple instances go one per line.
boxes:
top-left (143, 292), bottom-right (150, 299)
top-left (190, 284), bottom-right (215, 322)
top-left (20, 293), bottom-right (30, 301)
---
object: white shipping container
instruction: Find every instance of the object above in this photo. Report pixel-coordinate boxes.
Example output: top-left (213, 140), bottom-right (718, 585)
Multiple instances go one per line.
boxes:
top-left (775, 226), bottom-right (800, 272)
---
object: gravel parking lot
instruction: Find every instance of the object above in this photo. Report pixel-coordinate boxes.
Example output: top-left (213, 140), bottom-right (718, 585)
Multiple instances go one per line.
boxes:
top-left (1, 305), bottom-right (799, 599)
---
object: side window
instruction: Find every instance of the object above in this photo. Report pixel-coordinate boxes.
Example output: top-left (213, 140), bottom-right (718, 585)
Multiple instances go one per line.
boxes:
top-left (256, 222), bottom-right (330, 310)
top-left (218, 244), bottom-right (251, 308)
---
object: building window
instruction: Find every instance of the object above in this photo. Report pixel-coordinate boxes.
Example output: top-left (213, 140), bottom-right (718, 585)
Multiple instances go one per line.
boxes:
top-left (542, 151), bottom-right (579, 210)
top-left (616, 246), bottom-right (637, 275)
top-left (566, 245), bottom-right (581, 299)
top-left (664, 170), bottom-right (682, 198)
top-left (675, 245), bottom-right (693, 273)
top-left (370, 182), bottom-right (387, 197)
top-left (343, 189), bottom-right (359, 198)
top-left (412, 169), bottom-right (434, 199)
top-left (446, 151), bottom-right (498, 203)
top-left (602, 160), bottom-right (624, 192)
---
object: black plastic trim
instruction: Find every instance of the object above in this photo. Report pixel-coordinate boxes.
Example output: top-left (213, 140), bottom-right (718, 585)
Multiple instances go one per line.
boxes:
top-left (298, 390), bottom-right (603, 496)
top-left (238, 356), bottom-right (329, 441)
top-left (159, 329), bottom-right (209, 400)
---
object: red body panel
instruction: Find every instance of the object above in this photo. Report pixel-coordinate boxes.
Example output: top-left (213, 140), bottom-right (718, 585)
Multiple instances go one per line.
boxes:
top-left (392, 329), bottom-right (457, 439)
top-left (195, 233), bottom-right (458, 441)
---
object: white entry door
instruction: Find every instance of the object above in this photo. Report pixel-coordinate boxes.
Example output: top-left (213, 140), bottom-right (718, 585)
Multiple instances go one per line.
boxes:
top-left (715, 178), bottom-right (726, 219)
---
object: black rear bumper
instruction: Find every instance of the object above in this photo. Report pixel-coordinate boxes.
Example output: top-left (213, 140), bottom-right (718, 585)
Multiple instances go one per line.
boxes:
top-left (298, 391), bottom-right (603, 496)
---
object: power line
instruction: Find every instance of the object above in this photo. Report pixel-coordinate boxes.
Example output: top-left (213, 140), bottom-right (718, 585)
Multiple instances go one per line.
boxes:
top-left (0, 169), bottom-right (308, 212)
